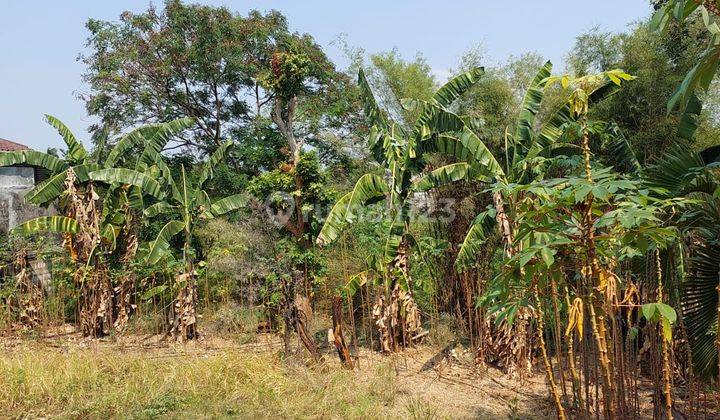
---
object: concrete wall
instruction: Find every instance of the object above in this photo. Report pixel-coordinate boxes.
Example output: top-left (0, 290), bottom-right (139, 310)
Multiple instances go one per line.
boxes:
top-left (0, 166), bottom-right (51, 233)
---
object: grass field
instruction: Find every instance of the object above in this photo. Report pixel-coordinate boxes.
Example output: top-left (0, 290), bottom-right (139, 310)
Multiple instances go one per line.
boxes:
top-left (0, 332), bottom-right (554, 419)
top-left (0, 344), bottom-right (404, 418)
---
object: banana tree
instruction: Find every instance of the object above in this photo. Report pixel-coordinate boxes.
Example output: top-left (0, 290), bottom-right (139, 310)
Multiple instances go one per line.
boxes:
top-left (5, 115), bottom-right (193, 336)
top-left (89, 141), bottom-right (247, 341)
top-left (316, 67), bottom-right (493, 352)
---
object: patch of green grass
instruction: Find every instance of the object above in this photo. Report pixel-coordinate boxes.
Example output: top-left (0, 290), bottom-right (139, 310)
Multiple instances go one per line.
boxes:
top-left (0, 345), bottom-right (420, 418)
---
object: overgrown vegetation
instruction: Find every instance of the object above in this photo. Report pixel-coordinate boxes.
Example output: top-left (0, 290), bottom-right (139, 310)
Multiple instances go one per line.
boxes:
top-left (1, 1), bottom-right (720, 418)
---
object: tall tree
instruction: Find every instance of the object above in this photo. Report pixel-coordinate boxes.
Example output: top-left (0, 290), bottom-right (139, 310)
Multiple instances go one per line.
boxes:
top-left (81, 0), bottom-right (359, 162)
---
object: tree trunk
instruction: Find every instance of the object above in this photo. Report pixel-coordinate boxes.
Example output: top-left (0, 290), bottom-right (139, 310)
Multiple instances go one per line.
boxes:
top-left (373, 239), bottom-right (424, 352)
top-left (486, 190), bottom-right (532, 377)
top-left (14, 250), bottom-right (43, 328)
top-left (114, 212), bottom-right (138, 332)
top-left (331, 296), bottom-right (354, 369)
top-left (492, 191), bottom-right (514, 258)
top-left (64, 171), bottom-right (114, 337)
top-left (171, 271), bottom-right (198, 342)
top-left (78, 262), bottom-right (113, 337)
top-left (294, 292), bottom-right (321, 362)
top-left (272, 95), bottom-right (322, 361)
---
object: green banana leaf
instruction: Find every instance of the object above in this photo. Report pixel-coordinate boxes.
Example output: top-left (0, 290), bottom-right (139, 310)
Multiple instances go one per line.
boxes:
top-left (45, 114), bottom-right (88, 164)
top-left (514, 61), bottom-right (552, 153)
top-left (145, 220), bottom-right (185, 265)
top-left (204, 193), bottom-right (248, 219)
top-left (89, 168), bottom-right (166, 200)
top-left (198, 140), bottom-right (234, 187)
top-left (12, 216), bottom-right (80, 235)
top-left (317, 174), bottom-right (389, 246)
top-left (455, 210), bottom-right (497, 271)
top-left (358, 68), bottom-right (389, 130)
top-left (0, 150), bottom-right (68, 173)
top-left (432, 67), bottom-right (485, 108)
top-left (412, 163), bottom-right (489, 192)
top-left (144, 202), bottom-right (178, 218)
top-left (25, 163), bottom-right (101, 205)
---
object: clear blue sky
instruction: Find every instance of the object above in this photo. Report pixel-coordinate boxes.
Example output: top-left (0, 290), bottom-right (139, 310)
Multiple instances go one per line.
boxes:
top-left (0, 0), bottom-right (652, 151)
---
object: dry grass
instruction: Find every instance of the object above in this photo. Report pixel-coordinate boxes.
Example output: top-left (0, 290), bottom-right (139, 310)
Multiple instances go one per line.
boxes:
top-left (0, 341), bottom-right (404, 419)
top-left (0, 332), bottom-right (557, 419)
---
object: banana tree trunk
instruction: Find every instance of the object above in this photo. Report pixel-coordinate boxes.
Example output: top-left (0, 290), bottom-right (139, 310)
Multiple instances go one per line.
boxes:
top-left (66, 176), bottom-right (113, 337)
top-left (114, 214), bottom-right (138, 332)
top-left (14, 250), bottom-right (43, 328)
top-left (171, 235), bottom-right (198, 342)
top-left (171, 270), bottom-right (198, 342)
top-left (486, 190), bottom-right (533, 377)
top-left (331, 296), bottom-right (354, 369)
top-left (113, 273), bottom-right (135, 333)
top-left (492, 191), bottom-right (514, 258)
top-left (78, 260), bottom-right (114, 337)
top-left (373, 238), bottom-right (423, 352)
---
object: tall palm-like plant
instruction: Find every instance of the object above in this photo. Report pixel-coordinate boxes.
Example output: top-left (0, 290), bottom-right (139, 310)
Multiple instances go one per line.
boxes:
top-left (7, 116), bottom-right (193, 336)
top-left (317, 67), bottom-right (494, 352)
top-left (643, 144), bottom-right (720, 379)
top-left (89, 141), bottom-right (247, 341)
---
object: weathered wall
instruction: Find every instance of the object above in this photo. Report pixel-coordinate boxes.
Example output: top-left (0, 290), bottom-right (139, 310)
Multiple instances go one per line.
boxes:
top-left (0, 167), bottom-right (52, 233)
top-left (0, 166), bottom-right (54, 291)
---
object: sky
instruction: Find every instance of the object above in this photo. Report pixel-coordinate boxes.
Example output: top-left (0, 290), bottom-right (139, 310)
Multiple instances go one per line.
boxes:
top-left (0, 0), bottom-right (652, 151)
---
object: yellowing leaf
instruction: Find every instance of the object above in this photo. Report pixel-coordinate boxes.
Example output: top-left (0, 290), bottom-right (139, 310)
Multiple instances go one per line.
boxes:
top-left (565, 297), bottom-right (584, 337)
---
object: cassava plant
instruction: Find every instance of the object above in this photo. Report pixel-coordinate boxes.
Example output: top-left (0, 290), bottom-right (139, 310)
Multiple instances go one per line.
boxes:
top-left (494, 161), bottom-right (682, 418)
top-left (452, 63), bottom-right (631, 375)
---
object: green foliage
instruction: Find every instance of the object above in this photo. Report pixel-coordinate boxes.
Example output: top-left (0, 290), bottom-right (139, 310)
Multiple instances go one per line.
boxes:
top-left (651, 1), bottom-right (720, 112)
top-left (643, 145), bottom-right (720, 378)
top-left (11, 216), bottom-right (81, 236)
top-left (0, 151), bottom-right (67, 174)
top-left (641, 302), bottom-right (677, 342)
top-left (480, 160), bottom-right (683, 325)
top-left (454, 65), bottom-right (634, 270)
top-left (568, 22), bottom-right (720, 163)
top-left (90, 168), bottom-right (166, 201)
top-left (317, 174), bottom-right (388, 245)
top-left (81, 0), bottom-right (358, 172)
top-left (248, 152), bottom-right (334, 236)
top-left (367, 49), bottom-right (438, 122)
top-left (261, 47), bottom-right (314, 100)
top-left (44, 114), bottom-right (88, 164)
